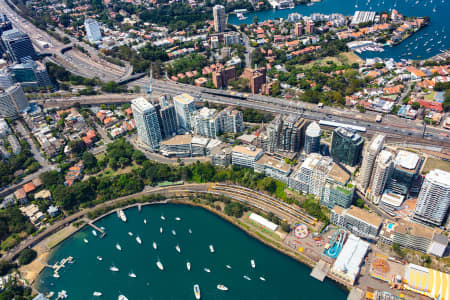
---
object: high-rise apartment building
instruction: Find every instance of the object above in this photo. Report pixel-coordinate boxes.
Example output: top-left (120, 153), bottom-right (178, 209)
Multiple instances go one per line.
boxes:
top-left (213, 5), bottom-right (226, 33)
top-left (10, 60), bottom-right (52, 88)
top-left (331, 127), bottom-right (364, 166)
top-left (220, 106), bottom-right (244, 133)
top-left (294, 22), bottom-right (304, 36)
top-left (192, 107), bottom-right (220, 138)
top-left (1, 29), bottom-right (37, 63)
top-left (0, 84), bottom-right (28, 117)
top-left (174, 93), bottom-right (196, 131)
top-left (266, 115), bottom-right (306, 154)
top-left (414, 169), bottom-right (450, 226)
top-left (304, 121), bottom-right (321, 154)
top-left (359, 134), bottom-right (385, 191)
top-left (84, 18), bottom-right (102, 42)
top-left (369, 150), bottom-right (393, 203)
top-left (158, 103), bottom-right (177, 139)
top-left (305, 20), bottom-right (315, 34)
top-left (131, 97), bottom-right (162, 150)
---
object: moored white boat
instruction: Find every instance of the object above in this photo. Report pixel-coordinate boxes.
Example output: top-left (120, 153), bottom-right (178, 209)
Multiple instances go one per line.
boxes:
top-left (128, 232), bottom-right (133, 236)
top-left (110, 266), bottom-right (119, 272)
top-left (251, 259), bottom-right (255, 268)
top-left (118, 295), bottom-right (128, 300)
top-left (186, 262), bottom-right (191, 271)
top-left (97, 256), bottom-right (102, 261)
top-left (176, 244), bottom-right (181, 253)
top-left (153, 242), bottom-right (157, 250)
top-left (204, 267), bottom-right (211, 273)
top-left (156, 260), bottom-right (164, 271)
top-left (161, 215), bottom-right (165, 220)
top-left (194, 284), bottom-right (200, 300)
top-left (217, 284), bottom-right (228, 291)
top-left (188, 228), bottom-right (192, 234)
top-left (144, 219), bottom-right (147, 224)
top-left (84, 238), bottom-right (88, 243)
top-left (259, 276), bottom-right (266, 281)
top-left (92, 230), bottom-right (97, 237)
top-left (160, 227), bottom-right (163, 234)
top-left (243, 275), bottom-right (251, 280)
top-left (175, 217), bottom-right (181, 221)
top-left (136, 236), bottom-right (142, 244)
top-left (171, 230), bottom-right (176, 236)
top-left (226, 265), bottom-right (232, 269)
top-left (209, 245), bottom-right (214, 253)
top-left (128, 272), bottom-right (136, 278)
top-left (116, 243), bottom-right (122, 251)
top-left (118, 210), bottom-right (127, 222)
top-left (93, 292), bottom-right (102, 296)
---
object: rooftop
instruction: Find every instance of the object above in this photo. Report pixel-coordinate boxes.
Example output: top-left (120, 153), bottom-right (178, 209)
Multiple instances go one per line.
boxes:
top-left (327, 163), bottom-right (350, 185)
top-left (232, 145), bottom-right (263, 157)
top-left (426, 169), bottom-right (450, 187)
top-left (395, 150), bottom-right (420, 170)
top-left (380, 191), bottom-right (404, 207)
top-left (369, 134), bottom-right (385, 152)
top-left (395, 220), bottom-right (434, 240)
top-left (305, 121), bottom-right (321, 137)
top-left (256, 154), bottom-right (291, 173)
top-left (347, 205), bottom-right (383, 228)
top-left (161, 134), bottom-right (192, 146)
top-left (174, 93), bottom-right (195, 105)
top-left (131, 97), bottom-right (154, 113)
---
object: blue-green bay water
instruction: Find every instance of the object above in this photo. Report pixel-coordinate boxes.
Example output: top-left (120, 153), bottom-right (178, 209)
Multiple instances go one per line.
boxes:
top-left (37, 204), bottom-right (348, 299)
top-left (229, 0), bottom-right (450, 61)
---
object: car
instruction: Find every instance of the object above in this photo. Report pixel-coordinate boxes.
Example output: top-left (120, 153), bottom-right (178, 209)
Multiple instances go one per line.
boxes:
top-left (408, 132), bottom-right (412, 136)
top-left (440, 132), bottom-right (449, 137)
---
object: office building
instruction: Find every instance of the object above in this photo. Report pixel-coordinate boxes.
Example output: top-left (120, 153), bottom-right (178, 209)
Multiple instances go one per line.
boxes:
top-left (0, 67), bottom-right (13, 89)
top-left (10, 60), bottom-right (52, 88)
top-left (174, 93), bottom-right (196, 131)
top-left (331, 127), bottom-right (364, 166)
top-left (0, 14), bottom-right (12, 37)
top-left (414, 169), bottom-right (450, 226)
top-left (321, 183), bottom-right (355, 209)
top-left (1, 29), bottom-right (37, 63)
top-left (213, 5), bottom-right (226, 33)
top-left (157, 103), bottom-right (177, 139)
top-left (369, 150), bottom-right (394, 202)
top-left (266, 114), bottom-right (307, 154)
top-left (387, 150), bottom-right (422, 195)
top-left (304, 121), bottom-right (321, 154)
top-left (359, 134), bottom-right (384, 191)
top-left (331, 205), bottom-right (382, 240)
top-left (224, 32), bottom-right (240, 45)
top-left (231, 145), bottom-right (263, 168)
top-left (255, 154), bottom-right (292, 184)
top-left (131, 97), bottom-right (162, 149)
top-left (0, 83), bottom-right (28, 117)
top-left (84, 18), bottom-right (102, 42)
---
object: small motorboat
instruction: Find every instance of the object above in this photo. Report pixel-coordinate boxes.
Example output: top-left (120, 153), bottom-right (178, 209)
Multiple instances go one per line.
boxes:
top-left (259, 276), bottom-right (266, 281)
top-left (251, 259), bottom-right (255, 269)
top-left (188, 228), bottom-right (192, 234)
top-left (83, 238), bottom-right (88, 243)
top-left (175, 245), bottom-right (181, 253)
top-left (110, 266), bottom-right (119, 272)
top-left (186, 262), bottom-right (191, 271)
top-left (161, 215), bottom-right (165, 220)
top-left (217, 285), bottom-right (228, 291)
top-left (226, 265), bottom-right (232, 269)
top-left (153, 242), bottom-right (157, 250)
top-left (209, 245), bottom-right (215, 253)
top-left (156, 260), bottom-right (164, 271)
top-left (136, 236), bottom-right (142, 244)
top-left (160, 227), bottom-right (163, 234)
top-left (193, 284), bottom-right (200, 300)
top-left (128, 232), bottom-right (133, 236)
top-left (96, 256), bottom-right (102, 261)
top-left (93, 291), bottom-right (102, 296)
top-left (243, 275), bottom-right (251, 280)
top-left (92, 230), bottom-right (97, 237)
top-left (204, 268), bottom-right (211, 273)
top-left (128, 272), bottom-right (136, 278)
top-left (144, 219), bottom-right (147, 224)
top-left (116, 244), bottom-right (122, 251)
top-left (175, 217), bottom-right (181, 221)
top-left (118, 295), bottom-right (128, 300)
top-left (171, 230), bottom-right (176, 236)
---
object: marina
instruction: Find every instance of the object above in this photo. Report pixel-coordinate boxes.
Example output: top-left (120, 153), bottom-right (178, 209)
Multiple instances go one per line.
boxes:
top-left (37, 204), bottom-right (347, 299)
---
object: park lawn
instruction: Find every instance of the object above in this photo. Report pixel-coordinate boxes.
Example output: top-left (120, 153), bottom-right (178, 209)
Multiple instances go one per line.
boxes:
top-left (275, 181), bottom-right (287, 201)
top-left (338, 51), bottom-right (364, 65)
top-left (303, 56), bottom-right (342, 69)
top-left (421, 157), bottom-right (450, 174)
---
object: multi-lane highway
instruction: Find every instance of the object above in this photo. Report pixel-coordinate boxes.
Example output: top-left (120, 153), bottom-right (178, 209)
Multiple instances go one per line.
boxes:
top-left (1, 0), bottom-right (449, 145)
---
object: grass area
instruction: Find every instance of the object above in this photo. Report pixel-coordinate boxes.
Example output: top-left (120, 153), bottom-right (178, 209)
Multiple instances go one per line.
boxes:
top-left (421, 157), bottom-right (450, 174)
top-left (46, 225), bottom-right (79, 249)
top-left (303, 56), bottom-right (342, 69)
top-left (338, 52), bottom-right (364, 65)
top-left (424, 91), bottom-right (436, 101)
top-left (275, 181), bottom-right (287, 200)
top-left (240, 215), bottom-right (282, 241)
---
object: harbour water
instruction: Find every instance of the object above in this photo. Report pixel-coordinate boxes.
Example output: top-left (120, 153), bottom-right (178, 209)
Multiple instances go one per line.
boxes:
top-left (228, 0), bottom-right (450, 61)
top-left (37, 204), bottom-right (348, 299)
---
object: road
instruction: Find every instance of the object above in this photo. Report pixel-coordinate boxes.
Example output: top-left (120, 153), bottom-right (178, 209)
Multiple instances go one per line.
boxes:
top-left (2, 0), bottom-right (450, 145)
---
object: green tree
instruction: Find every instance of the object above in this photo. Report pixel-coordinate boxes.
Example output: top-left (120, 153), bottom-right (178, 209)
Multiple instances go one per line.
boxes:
top-left (18, 248), bottom-right (37, 265)
top-left (258, 177), bottom-right (277, 194)
top-left (40, 171), bottom-right (64, 187)
top-left (392, 243), bottom-right (405, 257)
top-left (82, 152), bottom-right (97, 170)
top-left (411, 102), bottom-right (420, 110)
top-left (68, 140), bottom-right (87, 156)
top-left (224, 202), bottom-right (245, 218)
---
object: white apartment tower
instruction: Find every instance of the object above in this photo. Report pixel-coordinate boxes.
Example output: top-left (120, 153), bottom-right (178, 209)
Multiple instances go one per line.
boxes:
top-left (131, 97), bottom-right (162, 150)
top-left (84, 18), bottom-right (102, 42)
top-left (414, 169), bottom-right (450, 226)
top-left (174, 93), bottom-right (196, 131)
top-left (0, 84), bottom-right (28, 117)
top-left (359, 134), bottom-right (385, 191)
top-left (369, 150), bottom-right (393, 203)
top-left (213, 5), bottom-right (226, 33)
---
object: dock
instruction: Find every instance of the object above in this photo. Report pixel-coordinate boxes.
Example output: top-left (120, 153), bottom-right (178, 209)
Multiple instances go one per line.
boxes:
top-left (347, 288), bottom-right (364, 300)
top-left (87, 222), bottom-right (106, 238)
top-left (310, 260), bottom-right (330, 282)
top-left (138, 204), bottom-right (142, 212)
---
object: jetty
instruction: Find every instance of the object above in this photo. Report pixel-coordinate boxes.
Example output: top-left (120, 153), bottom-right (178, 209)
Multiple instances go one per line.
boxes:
top-left (310, 260), bottom-right (330, 282)
top-left (87, 222), bottom-right (106, 238)
top-left (46, 256), bottom-right (74, 278)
